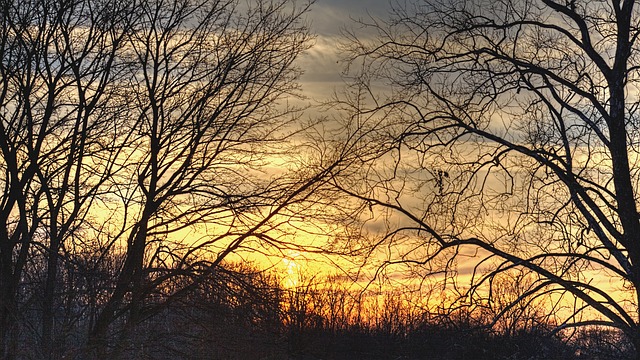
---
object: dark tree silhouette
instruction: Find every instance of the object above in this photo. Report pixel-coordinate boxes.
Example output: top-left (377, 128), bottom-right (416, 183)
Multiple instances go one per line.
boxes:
top-left (86, 0), bottom-right (317, 354)
top-left (0, 0), bottom-right (138, 357)
top-left (0, 0), bottom-right (327, 357)
top-left (332, 0), bottom-right (640, 357)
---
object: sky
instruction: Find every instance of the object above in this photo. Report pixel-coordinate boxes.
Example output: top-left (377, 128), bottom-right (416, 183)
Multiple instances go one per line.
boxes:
top-left (267, 0), bottom-right (394, 281)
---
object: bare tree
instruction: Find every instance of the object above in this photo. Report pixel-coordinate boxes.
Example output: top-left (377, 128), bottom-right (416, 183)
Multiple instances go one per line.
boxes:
top-left (0, 0), bottom-right (333, 357)
top-left (333, 0), bottom-right (640, 356)
top-left (67, 0), bottom-right (326, 355)
top-left (0, 0), bottom-right (137, 357)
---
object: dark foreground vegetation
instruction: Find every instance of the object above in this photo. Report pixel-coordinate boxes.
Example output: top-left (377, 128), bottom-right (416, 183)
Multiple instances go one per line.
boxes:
top-left (10, 263), bottom-right (632, 359)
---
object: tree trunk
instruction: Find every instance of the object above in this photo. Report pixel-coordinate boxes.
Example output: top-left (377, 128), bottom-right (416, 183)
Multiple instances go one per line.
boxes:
top-left (0, 240), bottom-right (16, 360)
top-left (42, 241), bottom-right (60, 360)
top-left (88, 216), bottom-right (151, 357)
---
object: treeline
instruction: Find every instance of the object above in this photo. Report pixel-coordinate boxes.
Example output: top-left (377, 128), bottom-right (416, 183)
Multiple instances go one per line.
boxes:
top-left (16, 261), bottom-right (630, 359)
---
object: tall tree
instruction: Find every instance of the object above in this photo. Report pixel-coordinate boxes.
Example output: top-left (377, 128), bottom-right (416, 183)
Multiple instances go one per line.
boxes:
top-left (335, 0), bottom-right (640, 356)
top-left (0, 0), bottom-right (324, 357)
top-left (0, 0), bottom-right (137, 357)
top-left (87, 0), bottom-right (317, 355)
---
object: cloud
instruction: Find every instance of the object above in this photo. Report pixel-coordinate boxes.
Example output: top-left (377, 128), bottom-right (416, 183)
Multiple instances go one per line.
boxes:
top-left (299, 1), bottom-right (392, 101)
top-left (308, 0), bottom-right (390, 36)
top-left (292, 39), bottom-right (343, 105)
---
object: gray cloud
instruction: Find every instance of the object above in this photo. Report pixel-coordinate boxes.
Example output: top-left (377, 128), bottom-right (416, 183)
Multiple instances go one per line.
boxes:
top-left (299, 0), bottom-right (392, 101)
top-left (308, 0), bottom-right (391, 36)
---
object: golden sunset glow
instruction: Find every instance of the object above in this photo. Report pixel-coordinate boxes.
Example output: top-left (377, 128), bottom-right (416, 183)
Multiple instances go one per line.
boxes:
top-left (282, 251), bottom-right (302, 288)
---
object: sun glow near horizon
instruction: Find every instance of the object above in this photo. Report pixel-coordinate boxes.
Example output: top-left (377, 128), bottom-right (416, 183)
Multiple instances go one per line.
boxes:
top-left (282, 250), bottom-right (302, 288)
